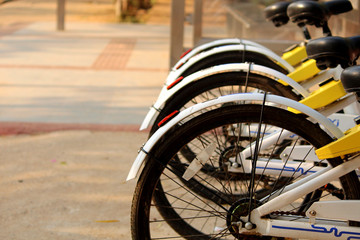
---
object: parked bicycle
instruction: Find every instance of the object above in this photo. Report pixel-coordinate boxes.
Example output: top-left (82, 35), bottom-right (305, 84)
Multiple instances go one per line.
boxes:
top-left (141, 0), bottom-right (354, 134)
top-left (129, 35), bottom-right (360, 239)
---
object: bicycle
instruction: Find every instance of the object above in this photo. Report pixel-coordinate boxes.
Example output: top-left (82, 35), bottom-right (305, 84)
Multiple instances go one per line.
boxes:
top-left (141, 0), bottom-right (354, 133)
top-left (129, 35), bottom-right (360, 239)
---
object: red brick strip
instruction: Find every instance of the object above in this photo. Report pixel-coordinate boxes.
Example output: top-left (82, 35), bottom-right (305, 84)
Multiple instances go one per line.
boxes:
top-left (0, 122), bottom-right (148, 135)
top-left (0, 22), bottom-right (31, 37)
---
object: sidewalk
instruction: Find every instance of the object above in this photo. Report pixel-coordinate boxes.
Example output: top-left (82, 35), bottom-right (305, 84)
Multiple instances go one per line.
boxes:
top-left (0, 21), bottom-right (174, 133)
top-left (0, 6), bottom-right (174, 240)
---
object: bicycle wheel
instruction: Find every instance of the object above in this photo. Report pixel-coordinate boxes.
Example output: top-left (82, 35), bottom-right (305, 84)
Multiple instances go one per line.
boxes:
top-left (132, 105), bottom-right (360, 239)
top-left (180, 51), bottom-right (289, 78)
top-left (151, 72), bottom-right (300, 134)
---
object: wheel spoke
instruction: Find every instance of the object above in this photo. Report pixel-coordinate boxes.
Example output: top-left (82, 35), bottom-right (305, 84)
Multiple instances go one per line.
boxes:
top-left (132, 105), bottom-right (360, 239)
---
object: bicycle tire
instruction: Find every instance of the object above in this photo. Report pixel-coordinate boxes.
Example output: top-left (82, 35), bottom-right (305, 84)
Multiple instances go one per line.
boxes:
top-left (150, 72), bottom-right (300, 134)
top-left (180, 51), bottom-right (289, 77)
top-left (132, 105), bottom-right (360, 239)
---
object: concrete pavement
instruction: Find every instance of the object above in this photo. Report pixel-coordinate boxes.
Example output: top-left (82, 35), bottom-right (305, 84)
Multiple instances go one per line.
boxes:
top-left (0, 21), bottom-right (178, 133)
top-left (0, 130), bottom-right (149, 240)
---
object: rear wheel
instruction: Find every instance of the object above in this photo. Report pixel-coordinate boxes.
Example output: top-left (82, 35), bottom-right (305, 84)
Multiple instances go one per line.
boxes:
top-left (132, 105), bottom-right (360, 239)
top-left (151, 72), bottom-right (300, 134)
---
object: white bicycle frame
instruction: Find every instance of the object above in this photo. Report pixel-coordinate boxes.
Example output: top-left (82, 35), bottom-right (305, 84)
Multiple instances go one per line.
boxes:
top-left (207, 113), bottom-right (360, 179)
top-left (246, 155), bottom-right (360, 239)
top-left (128, 93), bottom-right (346, 181)
top-left (182, 93), bottom-right (360, 180)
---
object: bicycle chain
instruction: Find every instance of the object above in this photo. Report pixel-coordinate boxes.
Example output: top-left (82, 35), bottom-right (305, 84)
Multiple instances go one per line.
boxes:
top-left (319, 185), bottom-right (344, 195)
top-left (271, 211), bottom-right (306, 216)
top-left (270, 185), bottom-right (343, 216)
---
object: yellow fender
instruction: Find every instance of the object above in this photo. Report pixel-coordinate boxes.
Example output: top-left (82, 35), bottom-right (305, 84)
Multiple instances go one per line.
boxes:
top-left (316, 124), bottom-right (360, 159)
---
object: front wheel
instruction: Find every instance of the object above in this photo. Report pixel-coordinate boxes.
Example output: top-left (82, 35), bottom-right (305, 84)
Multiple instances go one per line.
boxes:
top-left (131, 105), bottom-right (360, 239)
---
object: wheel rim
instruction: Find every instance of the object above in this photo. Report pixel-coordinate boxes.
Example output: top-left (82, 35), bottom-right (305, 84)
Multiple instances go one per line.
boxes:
top-left (133, 105), bottom-right (359, 239)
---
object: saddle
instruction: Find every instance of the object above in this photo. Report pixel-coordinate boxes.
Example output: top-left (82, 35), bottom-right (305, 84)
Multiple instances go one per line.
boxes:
top-left (306, 36), bottom-right (360, 70)
top-left (265, 0), bottom-right (352, 28)
top-left (341, 65), bottom-right (360, 94)
top-left (264, 1), bottom-right (291, 27)
top-left (287, 0), bottom-right (352, 27)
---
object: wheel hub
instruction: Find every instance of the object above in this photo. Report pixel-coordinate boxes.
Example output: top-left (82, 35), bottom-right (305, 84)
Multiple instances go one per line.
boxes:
top-left (227, 198), bottom-right (262, 239)
top-left (218, 145), bottom-right (246, 179)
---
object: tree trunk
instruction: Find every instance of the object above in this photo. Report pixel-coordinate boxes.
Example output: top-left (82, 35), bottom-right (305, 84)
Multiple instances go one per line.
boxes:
top-left (117, 0), bottom-right (153, 18)
top-left (115, 0), bottom-right (128, 18)
top-left (139, 0), bottom-right (152, 9)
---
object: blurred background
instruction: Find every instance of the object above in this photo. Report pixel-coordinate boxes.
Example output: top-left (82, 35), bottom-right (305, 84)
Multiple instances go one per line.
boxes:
top-left (2, 0), bottom-right (358, 61)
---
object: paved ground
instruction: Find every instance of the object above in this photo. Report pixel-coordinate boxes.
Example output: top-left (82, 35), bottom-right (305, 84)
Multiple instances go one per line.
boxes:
top-left (0, 1), bottom-right (176, 239)
top-left (0, 22), bottom-right (170, 128)
top-left (0, 130), bottom-right (148, 240)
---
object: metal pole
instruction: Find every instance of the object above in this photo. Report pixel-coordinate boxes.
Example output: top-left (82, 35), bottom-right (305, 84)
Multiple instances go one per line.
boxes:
top-left (57, 0), bottom-right (65, 31)
top-left (115, 0), bottom-right (127, 18)
top-left (193, 0), bottom-right (203, 46)
top-left (169, 0), bottom-right (185, 68)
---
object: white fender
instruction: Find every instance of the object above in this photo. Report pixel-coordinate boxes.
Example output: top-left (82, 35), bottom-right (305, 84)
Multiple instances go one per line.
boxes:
top-left (168, 44), bottom-right (295, 86)
top-left (128, 93), bottom-right (344, 181)
top-left (140, 63), bottom-right (310, 130)
top-left (173, 38), bottom-right (274, 70)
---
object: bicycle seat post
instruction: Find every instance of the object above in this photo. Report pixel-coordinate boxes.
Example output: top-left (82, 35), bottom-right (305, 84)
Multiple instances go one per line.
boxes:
top-left (322, 22), bottom-right (332, 37)
top-left (301, 24), bottom-right (311, 40)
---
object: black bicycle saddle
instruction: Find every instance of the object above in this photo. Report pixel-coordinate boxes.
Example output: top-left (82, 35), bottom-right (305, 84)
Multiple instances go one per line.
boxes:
top-left (264, 1), bottom-right (291, 27)
top-left (287, 0), bottom-right (352, 27)
top-left (306, 36), bottom-right (360, 70)
top-left (341, 65), bottom-right (360, 94)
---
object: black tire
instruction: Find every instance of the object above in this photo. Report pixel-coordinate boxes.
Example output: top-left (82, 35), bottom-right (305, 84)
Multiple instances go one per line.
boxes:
top-left (151, 72), bottom-right (300, 134)
top-left (180, 51), bottom-right (289, 77)
top-left (131, 105), bottom-right (360, 239)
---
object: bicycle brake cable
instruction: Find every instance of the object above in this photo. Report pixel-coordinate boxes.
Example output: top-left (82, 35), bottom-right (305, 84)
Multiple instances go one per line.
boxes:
top-left (247, 92), bottom-right (268, 224)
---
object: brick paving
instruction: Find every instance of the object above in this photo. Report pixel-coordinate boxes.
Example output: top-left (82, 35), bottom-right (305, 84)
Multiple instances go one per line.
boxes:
top-left (92, 38), bottom-right (136, 70)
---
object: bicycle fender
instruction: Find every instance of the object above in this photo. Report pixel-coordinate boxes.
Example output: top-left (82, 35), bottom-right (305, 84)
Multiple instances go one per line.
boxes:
top-left (128, 93), bottom-right (343, 181)
top-left (173, 38), bottom-right (271, 70)
top-left (167, 44), bottom-right (295, 85)
top-left (139, 63), bottom-right (310, 130)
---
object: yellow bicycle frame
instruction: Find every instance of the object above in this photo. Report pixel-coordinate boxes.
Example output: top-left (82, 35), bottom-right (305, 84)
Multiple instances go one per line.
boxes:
top-left (316, 124), bottom-right (360, 159)
top-left (279, 44), bottom-right (321, 85)
top-left (282, 44), bottom-right (308, 66)
top-left (289, 80), bottom-right (347, 113)
top-left (287, 59), bottom-right (320, 82)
